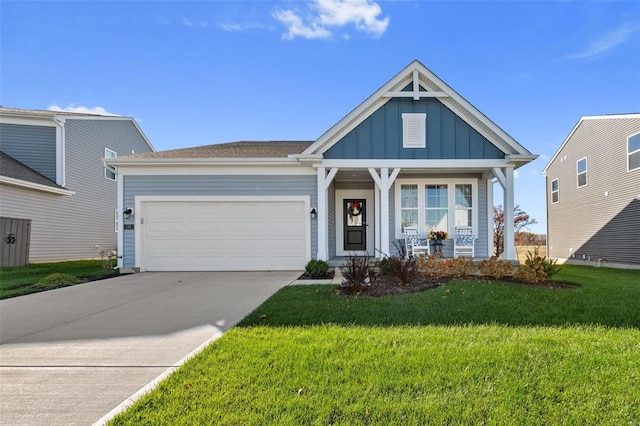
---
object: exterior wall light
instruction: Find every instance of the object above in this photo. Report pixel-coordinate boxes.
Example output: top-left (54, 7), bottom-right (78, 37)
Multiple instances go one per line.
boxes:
top-left (310, 207), bottom-right (317, 219)
top-left (123, 207), bottom-right (134, 219)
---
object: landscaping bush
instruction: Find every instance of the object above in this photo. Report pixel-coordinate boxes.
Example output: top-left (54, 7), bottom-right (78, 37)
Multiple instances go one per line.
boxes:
top-left (304, 259), bottom-right (331, 278)
top-left (378, 255), bottom-right (417, 285)
top-left (36, 273), bottom-right (80, 288)
top-left (525, 246), bottom-right (561, 278)
top-left (415, 254), bottom-right (440, 277)
top-left (340, 256), bottom-right (374, 290)
top-left (478, 256), bottom-right (515, 279)
top-left (437, 257), bottom-right (476, 278)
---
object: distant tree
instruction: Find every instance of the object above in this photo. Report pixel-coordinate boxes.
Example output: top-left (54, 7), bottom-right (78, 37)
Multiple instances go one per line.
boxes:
top-left (493, 205), bottom-right (538, 257)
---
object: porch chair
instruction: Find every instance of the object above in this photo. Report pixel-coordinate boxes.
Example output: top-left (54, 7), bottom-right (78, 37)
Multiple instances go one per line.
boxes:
top-left (404, 227), bottom-right (430, 258)
top-left (453, 226), bottom-right (475, 258)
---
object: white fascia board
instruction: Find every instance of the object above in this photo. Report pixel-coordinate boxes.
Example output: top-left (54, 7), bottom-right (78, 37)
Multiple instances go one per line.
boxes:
top-left (0, 176), bottom-right (75, 195)
top-left (0, 115), bottom-right (57, 127)
top-left (320, 159), bottom-right (512, 169)
top-left (116, 164), bottom-right (316, 176)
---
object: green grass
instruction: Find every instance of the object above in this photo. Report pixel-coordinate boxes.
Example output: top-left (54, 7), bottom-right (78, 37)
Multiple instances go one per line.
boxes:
top-left (0, 260), bottom-right (114, 299)
top-left (111, 265), bottom-right (640, 425)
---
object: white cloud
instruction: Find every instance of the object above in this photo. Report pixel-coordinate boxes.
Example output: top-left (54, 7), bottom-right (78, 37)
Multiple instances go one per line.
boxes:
top-left (568, 21), bottom-right (640, 60)
top-left (48, 104), bottom-right (119, 116)
top-left (181, 17), bottom-right (193, 27)
top-left (219, 22), bottom-right (270, 32)
top-left (273, 0), bottom-right (389, 40)
top-left (514, 170), bottom-right (520, 179)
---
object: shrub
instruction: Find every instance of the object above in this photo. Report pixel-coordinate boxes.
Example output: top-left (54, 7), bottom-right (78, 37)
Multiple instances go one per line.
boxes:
top-left (525, 246), bottom-right (561, 278)
top-left (438, 257), bottom-right (476, 279)
top-left (514, 263), bottom-right (547, 284)
top-left (415, 254), bottom-right (440, 278)
top-left (36, 273), bottom-right (80, 288)
top-left (478, 256), bottom-right (515, 279)
top-left (378, 255), bottom-right (417, 286)
top-left (340, 256), bottom-right (374, 289)
top-left (304, 259), bottom-right (331, 278)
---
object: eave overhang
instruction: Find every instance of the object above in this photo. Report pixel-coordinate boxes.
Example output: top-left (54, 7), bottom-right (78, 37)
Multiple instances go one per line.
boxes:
top-left (0, 176), bottom-right (75, 196)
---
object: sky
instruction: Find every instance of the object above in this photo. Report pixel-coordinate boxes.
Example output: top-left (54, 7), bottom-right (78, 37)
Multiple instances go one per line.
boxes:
top-left (2, 0), bottom-right (639, 234)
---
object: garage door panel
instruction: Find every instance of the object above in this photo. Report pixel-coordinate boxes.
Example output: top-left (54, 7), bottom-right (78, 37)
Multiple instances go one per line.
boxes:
top-left (142, 199), bottom-right (309, 271)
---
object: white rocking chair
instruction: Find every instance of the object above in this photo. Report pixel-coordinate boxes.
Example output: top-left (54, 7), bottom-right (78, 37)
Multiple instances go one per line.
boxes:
top-left (453, 226), bottom-right (475, 258)
top-left (404, 227), bottom-right (430, 258)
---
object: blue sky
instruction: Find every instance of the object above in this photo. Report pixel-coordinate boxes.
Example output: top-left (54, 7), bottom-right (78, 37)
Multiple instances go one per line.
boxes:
top-left (2, 0), bottom-right (639, 234)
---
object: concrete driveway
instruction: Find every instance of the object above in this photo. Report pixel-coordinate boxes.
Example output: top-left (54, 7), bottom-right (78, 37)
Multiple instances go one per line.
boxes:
top-left (0, 271), bottom-right (299, 425)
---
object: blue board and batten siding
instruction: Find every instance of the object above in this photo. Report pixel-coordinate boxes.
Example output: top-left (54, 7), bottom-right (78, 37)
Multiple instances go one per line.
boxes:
top-left (122, 175), bottom-right (318, 267)
top-left (0, 123), bottom-right (57, 181)
top-left (324, 95), bottom-right (504, 160)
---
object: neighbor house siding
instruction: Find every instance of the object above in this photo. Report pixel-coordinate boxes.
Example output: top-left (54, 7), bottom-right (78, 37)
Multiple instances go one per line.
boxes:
top-left (546, 117), bottom-right (640, 265)
top-left (324, 95), bottom-right (505, 160)
top-left (0, 119), bottom-right (152, 262)
top-left (122, 175), bottom-right (318, 268)
top-left (0, 123), bottom-right (57, 181)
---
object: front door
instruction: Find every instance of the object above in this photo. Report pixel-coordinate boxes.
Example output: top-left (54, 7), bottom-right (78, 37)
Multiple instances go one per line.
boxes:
top-left (343, 199), bottom-right (366, 251)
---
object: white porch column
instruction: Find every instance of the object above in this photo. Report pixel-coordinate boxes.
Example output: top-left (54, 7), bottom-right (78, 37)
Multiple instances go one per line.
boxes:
top-left (368, 167), bottom-right (401, 258)
top-left (374, 185), bottom-right (381, 259)
top-left (316, 167), bottom-right (338, 260)
top-left (503, 167), bottom-right (515, 260)
top-left (486, 175), bottom-right (494, 257)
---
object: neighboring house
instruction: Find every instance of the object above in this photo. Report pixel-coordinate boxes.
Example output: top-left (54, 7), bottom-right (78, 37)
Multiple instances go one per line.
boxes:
top-left (543, 113), bottom-right (640, 268)
top-left (108, 60), bottom-right (536, 272)
top-left (0, 107), bottom-right (154, 264)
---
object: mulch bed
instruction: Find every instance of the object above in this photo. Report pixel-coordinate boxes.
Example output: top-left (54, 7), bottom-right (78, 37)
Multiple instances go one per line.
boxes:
top-left (297, 270), bottom-right (336, 280)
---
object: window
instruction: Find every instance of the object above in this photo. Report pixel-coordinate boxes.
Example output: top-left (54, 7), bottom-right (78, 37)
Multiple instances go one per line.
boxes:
top-left (402, 113), bottom-right (426, 148)
top-left (629, 133), bottom-right (640, 172)
top-left (395, 179), bottom-right (477, 238)
top-left (577, 157), bottom-right (587, 187)
top-left (551, 178), bottom-right (559, 204)
top-left (105, 148), bottom-right (117, 181)
top-left (400, 184), bottom-right (418, 230)
top-left (114, 209), bottom-right (118, 233)
top-left (455, 184), bottom-right (473, 227)
top-left (425, 184), bottom-right (448, 231)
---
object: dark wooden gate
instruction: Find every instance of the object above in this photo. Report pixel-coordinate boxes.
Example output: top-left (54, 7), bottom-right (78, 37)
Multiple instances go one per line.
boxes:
top-left (1, 217), bottom-right (31, 268)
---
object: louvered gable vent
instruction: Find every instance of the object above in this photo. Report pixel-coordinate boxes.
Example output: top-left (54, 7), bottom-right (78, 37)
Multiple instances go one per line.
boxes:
top-left (402, 113), bottom-right (426, 148)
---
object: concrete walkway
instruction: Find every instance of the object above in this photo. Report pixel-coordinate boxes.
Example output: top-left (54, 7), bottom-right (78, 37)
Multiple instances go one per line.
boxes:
top-left (0, 271), bottom-right (299, 425)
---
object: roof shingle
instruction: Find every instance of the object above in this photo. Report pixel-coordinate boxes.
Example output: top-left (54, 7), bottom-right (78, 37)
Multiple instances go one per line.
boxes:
top-left (124, 141), bottom-right (313, 159)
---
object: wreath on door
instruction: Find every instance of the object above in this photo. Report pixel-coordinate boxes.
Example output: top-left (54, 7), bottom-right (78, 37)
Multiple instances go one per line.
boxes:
top-left (347, 201), bottom-right (362, 217)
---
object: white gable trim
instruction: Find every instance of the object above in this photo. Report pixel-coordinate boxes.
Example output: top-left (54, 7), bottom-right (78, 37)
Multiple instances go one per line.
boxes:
top-left (303, 60), bottom-right (532, 158)
top-left (0, 176), bottom-right (75, 195)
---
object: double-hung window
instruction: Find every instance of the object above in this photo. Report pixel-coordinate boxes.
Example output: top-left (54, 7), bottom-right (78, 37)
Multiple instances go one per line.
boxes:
top-left (629, 133), bottom-right (640, 172)
top-left (551, 178), bottom-right (559, 204)
top-left (577, 157), bottom-right (587, 188)
top-left (425, 185), bottom-right (448, 232)
top-left (105, 148), bottom-right (117, 181)
top-left (455, 184), bottom-right (473, 227)
top-left (400, 184), bottom-right (419, 231)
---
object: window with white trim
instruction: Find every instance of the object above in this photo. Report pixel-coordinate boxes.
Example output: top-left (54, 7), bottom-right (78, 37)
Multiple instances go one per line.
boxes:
top-left (628, 133), bottom-right (640, 172)
top-left (105, 148), bottom-right (117, 181)
top-left (400, 184), bottom-right (418, 231)
top-left (576, 157), bottom-right (587, 188)
top-left (395, 179), bottom-right (477, 238)
top-left (551, 178), bottom-right (559, 204)
top-left (402, 113), bottom-right (426, 148)
top-left (425, 184), bottom-right (448, 232)
top-left (114, 209), bottom-right (118, 233)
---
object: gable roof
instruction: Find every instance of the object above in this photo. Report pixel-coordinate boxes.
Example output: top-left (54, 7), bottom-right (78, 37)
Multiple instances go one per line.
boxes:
top-left (542, 113), bottom-right (640, 175)
top-left (122, 141), bottom-right (312, 159)
top-left (0, 151), bottom-right (74, 195)
top-left (302, 60), bottom-right (533, 159)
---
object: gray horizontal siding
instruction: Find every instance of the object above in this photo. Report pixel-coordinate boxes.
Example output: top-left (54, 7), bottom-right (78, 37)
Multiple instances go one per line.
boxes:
top-left (324, 92), bottom-right (505, 160)
top-left (123, 175), bottom-right (318, 268)
top-left (0, 123), bottom-right (57, 181)
top-left (546, 117), bottom-right (640, 265)
top-left (0, 119), bottom-right (152, 262)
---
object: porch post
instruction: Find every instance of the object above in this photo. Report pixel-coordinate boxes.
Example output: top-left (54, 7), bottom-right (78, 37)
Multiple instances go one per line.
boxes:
top-left (486, 176), bottom-right (494, 257)
top-left (316, 167), bottom-right (338, 261)
top-left (368, 167), bottom-right (401, 258)
top-left (503, 167), bottom-right (515, 260)
top-left (374, 186), bottom-right (381, 259)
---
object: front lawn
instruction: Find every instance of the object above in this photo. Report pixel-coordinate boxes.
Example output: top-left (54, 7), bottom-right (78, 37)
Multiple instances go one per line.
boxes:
top-left (110, 265), bottom-right (640, 425)
top-left (0, 260), bottom-right (115, 299)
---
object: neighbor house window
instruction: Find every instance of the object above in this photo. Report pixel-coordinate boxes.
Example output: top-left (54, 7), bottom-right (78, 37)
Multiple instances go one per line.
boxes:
top-left (402, 113), bottom-right (426, 148)
top-left (551, 178), bottom-right (559, 204)
top-left (455, 184), bottom-right (473, 227)
top-left (577, 157), bottom-right (587, 188)
top-left (400, 184), bottom-right (418, 231)
top-left (629, 133), bottom-right (640, 172)
top-left (395, 179), bottom-right (477, 239)
top-left (105, 148), bottom-right (117, 181)
top-left (425, 184), bottom-right (448, 232)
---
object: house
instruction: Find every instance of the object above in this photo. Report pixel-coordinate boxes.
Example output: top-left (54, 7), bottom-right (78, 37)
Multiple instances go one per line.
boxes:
top-left (0, 107), bottom-right (154, 265)
top-left (108, 60), bottom-right (536, 272)
top-left (543, 114), bottom-right (640, 268)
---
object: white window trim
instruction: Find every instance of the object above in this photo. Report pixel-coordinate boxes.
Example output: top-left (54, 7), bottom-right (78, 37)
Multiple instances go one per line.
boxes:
top-left (402, 113), bottom-right (426, 148)
top-left (551, 178), bottom-right (559, 204)
top-left (394, 178), bottom-right (478, 239)
top-left (628, 132), bottom-right (640, 172)
top-left (105, 148), bottom-right (117, 181)
top-left (576, 157), bottom-right (587, 188)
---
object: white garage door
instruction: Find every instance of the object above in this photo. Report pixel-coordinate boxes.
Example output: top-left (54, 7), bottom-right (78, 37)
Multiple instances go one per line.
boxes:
top-left (139, 197), bottom-right (310, 271)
